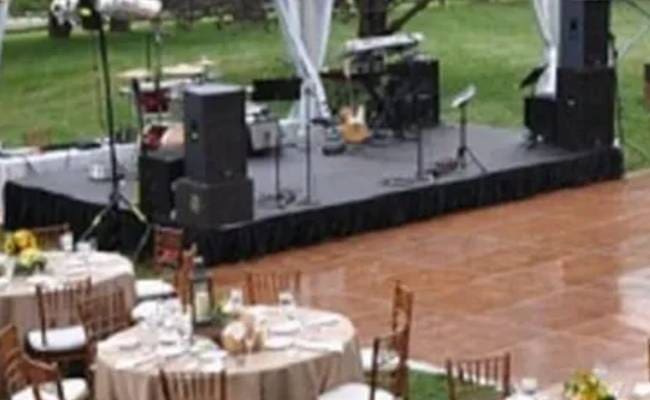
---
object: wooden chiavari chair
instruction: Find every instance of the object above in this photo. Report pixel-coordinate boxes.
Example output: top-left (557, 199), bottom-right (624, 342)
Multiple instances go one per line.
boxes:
top-left (244, 270), bottom-right (302, 305)
top-left (132, 246), bottom-right (197, 322)
top-left (153, 225), bottom-right (184, 273)
top-left (319, 327), bottom-right (409, 400)
top-left (362, 281), bottom-right (414, 374)
top-left (160, 369), bottom-right (228, 400)
top-left (647, 338), bottom-right (650, 381)
top-left (31, 224), bottom-right (71, 251)
top-left (27, 279), bottom-right (92, 365)
top-left (78, 288), bottom-right (132, 384)
top-left (174, 246), bottom-right (197, 310)
top-left (0, 325), bottom-right (89, 400)
top-left (445, 353), bottom-right (512, 400)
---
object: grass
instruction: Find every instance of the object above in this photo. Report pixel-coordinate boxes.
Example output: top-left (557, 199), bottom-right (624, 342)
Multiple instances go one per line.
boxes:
top-left (1, 2), bottom-right (650, 168)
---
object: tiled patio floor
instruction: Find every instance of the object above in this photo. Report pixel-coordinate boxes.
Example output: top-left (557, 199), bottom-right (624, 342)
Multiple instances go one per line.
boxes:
top-left (211, 173), bottom-right (650, 389)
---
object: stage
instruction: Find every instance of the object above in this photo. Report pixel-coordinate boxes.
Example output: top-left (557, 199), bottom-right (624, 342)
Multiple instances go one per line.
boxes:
top-left (4, 123), bottom-right (623, 265)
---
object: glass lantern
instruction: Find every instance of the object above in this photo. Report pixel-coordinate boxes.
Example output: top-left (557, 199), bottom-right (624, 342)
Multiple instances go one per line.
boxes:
top-left (191, 270), bottom-right (213, 327)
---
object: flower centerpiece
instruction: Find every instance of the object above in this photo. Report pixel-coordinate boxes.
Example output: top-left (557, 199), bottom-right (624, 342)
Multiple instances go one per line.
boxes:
top-left (564, 371), bottom-right (616, 400)
top-left (3, 230), bottom-right (46, 275)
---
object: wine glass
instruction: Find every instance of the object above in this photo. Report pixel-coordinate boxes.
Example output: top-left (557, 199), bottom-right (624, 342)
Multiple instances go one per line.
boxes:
top-left (229, 288), bottom-right (244, 312)
top-left (243, 329), bottom-right (256, 359)
top-left (59, 232), bottom-right (74, 254)
top-left (278, 291), bottom-right (297, 319)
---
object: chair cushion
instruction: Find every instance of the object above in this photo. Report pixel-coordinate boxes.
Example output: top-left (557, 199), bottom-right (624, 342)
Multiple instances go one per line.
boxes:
top-left (131, 298), bottom-right (181, 321)
top-left (135, 279), bottom-right (175, 301)
top-left (12, 378), bottom-right (89, 400)
top-left (318, 383), bottom-right (394, 400)
top-left (27, 326), bottom-right (86, 353)
top-left (360, 347), bottom-right (399, 372)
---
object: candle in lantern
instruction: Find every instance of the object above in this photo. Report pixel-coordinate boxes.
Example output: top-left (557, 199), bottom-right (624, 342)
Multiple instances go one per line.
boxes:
top-left (195, 291), bottom-right (210, 322)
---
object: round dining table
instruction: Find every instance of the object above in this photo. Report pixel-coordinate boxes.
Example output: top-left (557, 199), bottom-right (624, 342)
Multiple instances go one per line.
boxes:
top-left (94, 306), bottom-right (364, 400)
top-left (0, 250), bottom-right (136, 337)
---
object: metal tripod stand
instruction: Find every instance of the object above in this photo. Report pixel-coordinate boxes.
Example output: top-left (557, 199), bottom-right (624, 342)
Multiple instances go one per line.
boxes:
top-left (79, 17), bottom-right (151, 260)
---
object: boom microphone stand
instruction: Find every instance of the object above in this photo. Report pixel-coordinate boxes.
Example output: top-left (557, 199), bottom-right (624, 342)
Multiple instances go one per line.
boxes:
top-left (79, 4), bottom-right (151, 259)
top-left (252, 78), bottom-right (302, 209)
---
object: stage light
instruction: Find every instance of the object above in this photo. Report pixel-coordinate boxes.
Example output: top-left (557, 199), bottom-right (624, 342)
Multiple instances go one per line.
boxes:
top-left (95, 0), bottom-right (161, 20)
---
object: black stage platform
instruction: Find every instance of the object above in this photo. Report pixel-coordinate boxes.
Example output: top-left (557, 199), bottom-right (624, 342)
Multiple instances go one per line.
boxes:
top-left (4, 124), bottom-right (623, 265)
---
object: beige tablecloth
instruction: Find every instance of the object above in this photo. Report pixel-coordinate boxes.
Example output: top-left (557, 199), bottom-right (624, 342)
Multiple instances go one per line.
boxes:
top-left (95, 307), bottom-right (364, 400)
top-left (0, 251), bottom-right (136, 337)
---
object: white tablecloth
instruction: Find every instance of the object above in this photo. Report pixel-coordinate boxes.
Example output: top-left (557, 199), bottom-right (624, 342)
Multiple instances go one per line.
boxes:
top-left (0, 143), bottom-right (138, 220)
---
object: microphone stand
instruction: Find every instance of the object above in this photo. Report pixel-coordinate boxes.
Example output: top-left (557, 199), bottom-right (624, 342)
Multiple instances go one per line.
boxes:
top-left (80, 17), bottom-right (151, 260)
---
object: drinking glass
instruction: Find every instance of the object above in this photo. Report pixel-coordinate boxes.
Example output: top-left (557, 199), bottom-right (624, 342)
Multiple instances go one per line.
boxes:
top-left (278, 291), bottom-right (297, 318)
top-left (59, 232), bottom-right (74, 253)
top-left (229, 288), bottom-right (244, 311)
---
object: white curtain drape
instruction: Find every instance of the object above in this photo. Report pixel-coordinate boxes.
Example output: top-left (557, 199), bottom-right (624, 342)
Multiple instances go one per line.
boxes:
top-left (0, 0), bottom-right (9, 70)
top-left (273, 0), bottom-right (335, 134)
top-left (531, 0), bottom-right (560, 96)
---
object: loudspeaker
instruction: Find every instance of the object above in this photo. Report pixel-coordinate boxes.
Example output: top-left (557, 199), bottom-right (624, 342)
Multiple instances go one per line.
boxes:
top-left (184, 83), bottom-right (248, 184)
top-left (524, 95), bottom-right (558, 144)
top-left (138, 147), bottom-right (185, 222)
top-left (556, 67), bottom-right (615, 150)
top-left (559, 0), bottom-right (611, 69)
top-left (174, 177), bottom-right (254, 228)
top-left (358, 0), bottom-right (387, 37)
top-left (387, 56), bottom-right (440, 127)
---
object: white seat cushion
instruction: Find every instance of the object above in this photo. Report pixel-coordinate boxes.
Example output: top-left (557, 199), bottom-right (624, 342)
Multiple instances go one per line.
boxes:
top-left (318, 383), bottom-right (394, 400)
top-left (13, 378), bottom-right (89, 400)
top-left (131, 298), bottom-right (181, 320)
top-left (27, 326), bottom-right (86, 353)
top-left (360, 347), bottom-right (399, 372)
top-left (135, 279), bottom-right (175, 301)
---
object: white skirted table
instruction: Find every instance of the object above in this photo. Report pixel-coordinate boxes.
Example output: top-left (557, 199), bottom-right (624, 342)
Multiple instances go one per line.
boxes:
top-left (95, 306), bottom-right (364, 400)
top-left (0, 251), bottom-right (136, 337)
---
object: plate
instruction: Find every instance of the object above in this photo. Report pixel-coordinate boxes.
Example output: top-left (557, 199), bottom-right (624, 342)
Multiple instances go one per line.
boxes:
top-left (158, 332), bottom-right (180, 345)
top-left (264, 336), bottom-right (293, 350)
top-left (113, 337), bottom-right (140, 351)
top-left (198, 350), bottom-right (227, 363)
top-left (157, 346), bottom-right (184, 359)
top-left (268, 320), bottom-right (301, 335)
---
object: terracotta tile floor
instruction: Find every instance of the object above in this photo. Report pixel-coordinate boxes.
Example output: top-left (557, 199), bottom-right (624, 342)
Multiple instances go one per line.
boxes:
top-left (211, 173), bottom-right (650, 389)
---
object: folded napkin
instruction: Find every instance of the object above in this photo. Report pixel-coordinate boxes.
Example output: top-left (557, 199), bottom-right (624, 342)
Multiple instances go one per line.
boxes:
top-left (294, 338), bottom-right (344, 354)
top-left (115, 353), bottom-right (157, 370)
top-left (632, 383), bottom-right (650, 399)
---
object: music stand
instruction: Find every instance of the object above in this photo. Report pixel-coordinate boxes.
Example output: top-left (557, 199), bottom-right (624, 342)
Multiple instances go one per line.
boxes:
top-left (251, 77), bottom-right (302, 209)
top-left (451, 85), bottom-right (486, 172)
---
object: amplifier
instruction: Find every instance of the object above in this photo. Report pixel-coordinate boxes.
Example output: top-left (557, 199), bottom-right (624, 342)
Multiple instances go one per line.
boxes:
top-left (556, 67), bottom-right (615, 150)
top-left (138, 147), bottom-right (184, 222)
top-left (174, 177), bottom-right (254, 229)
top-left (524, 95), bottom-right (558, 144)
top-left (387, 56), bottom-right (440, 127)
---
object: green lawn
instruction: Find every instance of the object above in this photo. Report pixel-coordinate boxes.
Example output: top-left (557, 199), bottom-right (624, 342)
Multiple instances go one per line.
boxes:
top-left (2, 1), bottom-right (650, 168)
